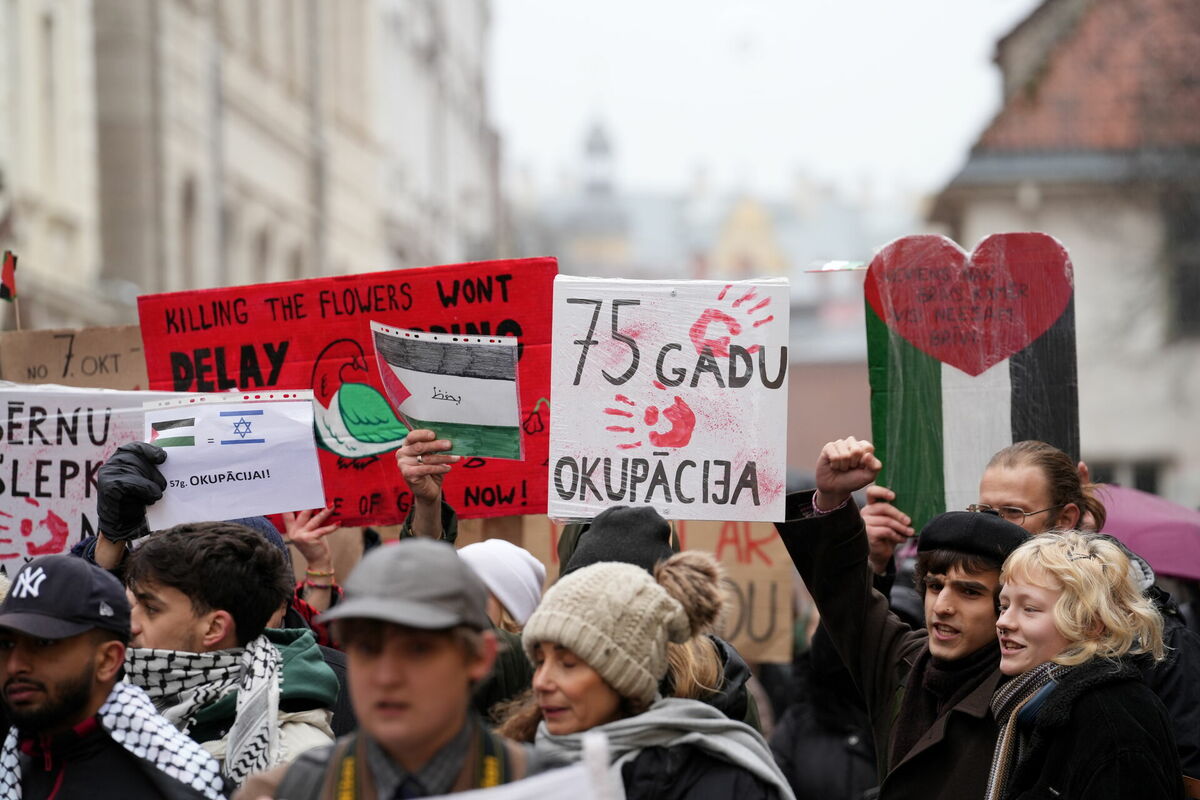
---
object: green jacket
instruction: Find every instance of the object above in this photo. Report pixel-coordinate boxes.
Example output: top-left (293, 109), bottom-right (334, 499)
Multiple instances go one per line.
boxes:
top-left (190, 627), bottom-right (340, 743)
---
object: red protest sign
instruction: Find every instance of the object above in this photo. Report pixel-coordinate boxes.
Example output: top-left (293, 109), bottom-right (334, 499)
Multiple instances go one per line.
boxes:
top-left (137, 259), bottom-right (556, 524)
top-left (864, 234), bottom-right (1072, 377)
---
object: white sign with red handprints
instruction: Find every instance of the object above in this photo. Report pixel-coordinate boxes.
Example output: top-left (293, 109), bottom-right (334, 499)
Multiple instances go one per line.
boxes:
top-left (0, 383), bottom-right (182, 563)
top-left (548, 276), bottom-right (790, 522)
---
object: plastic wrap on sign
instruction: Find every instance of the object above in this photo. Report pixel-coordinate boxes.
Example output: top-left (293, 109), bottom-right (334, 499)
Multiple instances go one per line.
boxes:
top-left (548, 276), bottom-right (790, 522)
top-left (0, 383), bottom-right (184, 560)
top-left (137, 259), bottom-right (557, 525)
top-left (864, 233), bottom-right (1079, 532)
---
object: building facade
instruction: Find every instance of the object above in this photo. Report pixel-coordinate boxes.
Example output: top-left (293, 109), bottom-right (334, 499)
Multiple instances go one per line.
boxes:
top-left (0, 0), bottom-right (503, 329)
top-left (931, 0), bottom-right (1200, 505)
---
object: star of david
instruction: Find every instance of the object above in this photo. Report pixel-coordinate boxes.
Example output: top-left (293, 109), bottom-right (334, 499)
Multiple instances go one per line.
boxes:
top-left (232, 417), bottom-right (253, 439)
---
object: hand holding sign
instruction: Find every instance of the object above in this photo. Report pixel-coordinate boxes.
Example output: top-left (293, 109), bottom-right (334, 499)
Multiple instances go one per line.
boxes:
top-left (395, 429), bottom-right (459, 504)
top-left (96, 442), bottom-right (168, 542)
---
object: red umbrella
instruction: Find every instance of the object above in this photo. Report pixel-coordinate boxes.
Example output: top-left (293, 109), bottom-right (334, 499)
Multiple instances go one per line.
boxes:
top-left (1097, 485), bottom-right (1200, 581)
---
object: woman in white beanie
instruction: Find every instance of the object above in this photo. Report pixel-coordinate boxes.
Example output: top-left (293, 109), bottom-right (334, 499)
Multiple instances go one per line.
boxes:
top-left (458, 539), bottom-right (545, 633)
top-left (503, 551), bottom-right (795, 800)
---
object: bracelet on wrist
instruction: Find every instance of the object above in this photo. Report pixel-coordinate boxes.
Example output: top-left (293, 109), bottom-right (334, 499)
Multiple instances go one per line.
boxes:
top-left (304, 579), bottom-right (335, 590)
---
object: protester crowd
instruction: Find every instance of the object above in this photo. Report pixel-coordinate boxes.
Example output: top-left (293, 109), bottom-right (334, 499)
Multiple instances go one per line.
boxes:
top-left (0, 424), bottom-right (1195, 799)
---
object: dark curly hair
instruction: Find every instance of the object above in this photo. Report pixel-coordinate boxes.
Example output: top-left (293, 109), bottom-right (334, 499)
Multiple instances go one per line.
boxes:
top-left (125, 521), bottom-right (292, 645)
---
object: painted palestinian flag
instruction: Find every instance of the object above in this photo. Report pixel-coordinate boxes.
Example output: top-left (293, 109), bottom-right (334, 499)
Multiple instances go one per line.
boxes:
top-left (370, 322), bottom-right (522, 460)
top-left (865, 233), bottom-right (1078, 532)
top-left (0, 251), bottom-right (15, 302)
top-left (150, 416), bottom-right (196, 447)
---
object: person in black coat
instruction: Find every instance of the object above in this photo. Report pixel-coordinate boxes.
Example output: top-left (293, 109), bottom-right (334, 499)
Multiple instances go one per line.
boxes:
top-left (987, 531), bottom-right (1183, 800)
top-left (770, 624), bottom-right (876, 800)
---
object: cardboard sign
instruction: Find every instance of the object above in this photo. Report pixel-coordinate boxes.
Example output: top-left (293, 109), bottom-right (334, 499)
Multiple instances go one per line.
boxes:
top-left (136, 259), bottom-right (557, 525)
top-left (0, 384), bottom-right (180, 560)
top-left (0, 326), bottom-right (148, 390)
top-left (521, 515), bottom-right (794, 663)
top-left (865, 233), bottom-right (1079, 531)
top-left (549, 277), bottom-right (790, 522)
top-left (144, 392), bottom-right (326, 529)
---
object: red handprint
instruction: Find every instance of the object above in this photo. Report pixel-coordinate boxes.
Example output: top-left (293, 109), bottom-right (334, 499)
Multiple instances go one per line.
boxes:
top-left (688, 284), bottom-right (775, 358)
top-left (0, 499), bottom-right (71, 559)
top-left (603, 385), bottom-right (697, 450)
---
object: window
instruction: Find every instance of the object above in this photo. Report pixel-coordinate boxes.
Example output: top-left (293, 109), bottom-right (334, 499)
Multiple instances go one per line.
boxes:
top-left (1085, 459), bottom-right (1165, 495)
top-left (180, 178), bottom-right (198, 289)
top-left (40, 12), bottom-right (56, 183)
top-left (254, 226), bottom-right (272, 282)
top-left (1162, 188), bottom-right (1200, 339)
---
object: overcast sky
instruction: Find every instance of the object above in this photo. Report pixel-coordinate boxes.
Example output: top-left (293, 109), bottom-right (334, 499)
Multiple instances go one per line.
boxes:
top-left (491, 0), bottom-right (1044, 199)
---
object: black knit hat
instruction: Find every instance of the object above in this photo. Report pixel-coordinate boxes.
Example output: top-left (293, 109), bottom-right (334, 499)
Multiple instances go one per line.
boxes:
top-left (917, 511), bottom-right (1030, 567)
top-left (562, 506), bottom-right (675, 576)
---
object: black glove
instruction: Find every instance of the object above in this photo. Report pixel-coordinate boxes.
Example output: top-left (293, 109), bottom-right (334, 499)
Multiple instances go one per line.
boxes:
top-left (97, 442), bottom-right (167, 542)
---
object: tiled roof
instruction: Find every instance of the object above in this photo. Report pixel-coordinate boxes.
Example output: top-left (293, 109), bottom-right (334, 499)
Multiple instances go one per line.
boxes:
top-left (976, 0), bottom-right (1200, 152)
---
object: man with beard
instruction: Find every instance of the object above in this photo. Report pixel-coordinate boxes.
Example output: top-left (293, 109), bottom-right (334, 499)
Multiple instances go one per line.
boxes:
top-left (0, 555), bottom-right (226, 799)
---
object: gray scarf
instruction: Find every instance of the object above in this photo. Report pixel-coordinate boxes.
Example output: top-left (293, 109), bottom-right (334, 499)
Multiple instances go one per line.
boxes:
top-left (534, 697), bottom-right (795, 800)
top-left (124, 635), bottom-right (282, 787)
top-left (984, 661), bottom-right (1072, 800)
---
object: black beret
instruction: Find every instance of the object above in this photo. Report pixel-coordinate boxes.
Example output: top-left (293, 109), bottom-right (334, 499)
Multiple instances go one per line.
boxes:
top-left (917, 511), bottom-right (1030, 567)
top-left (562, 506), bottom-right (675, 576)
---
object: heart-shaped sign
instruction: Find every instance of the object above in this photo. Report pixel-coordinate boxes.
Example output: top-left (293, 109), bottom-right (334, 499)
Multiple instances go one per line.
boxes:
top-left (864, 233), bottom-right (1073, 377)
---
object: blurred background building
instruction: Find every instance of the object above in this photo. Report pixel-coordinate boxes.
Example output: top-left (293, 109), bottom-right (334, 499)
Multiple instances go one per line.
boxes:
top-left (930, 0), bottom-right (1200, 505)
top-left (0, 0), bottom-right (503, 328)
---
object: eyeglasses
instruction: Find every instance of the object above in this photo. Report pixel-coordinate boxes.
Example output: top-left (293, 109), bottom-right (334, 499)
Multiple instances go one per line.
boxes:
top-left (965, 503), bottom-right (1066, 524)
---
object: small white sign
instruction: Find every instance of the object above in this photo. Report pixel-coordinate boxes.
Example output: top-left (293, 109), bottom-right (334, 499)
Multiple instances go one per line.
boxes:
top-left (144, 391), bottom-right (326, 529)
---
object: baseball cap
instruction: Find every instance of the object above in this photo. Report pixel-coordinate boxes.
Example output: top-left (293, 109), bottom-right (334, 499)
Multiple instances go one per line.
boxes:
top-left (319, 538), bottom-right (490, 631)
top-left (918, 511), bottom-right (1030, 566)
top-left (0, 555), bottom-right (131, 640)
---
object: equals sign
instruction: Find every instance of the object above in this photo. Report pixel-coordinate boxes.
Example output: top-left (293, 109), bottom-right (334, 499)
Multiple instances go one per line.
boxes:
top-left (207, 438), bottom-right (215, 443)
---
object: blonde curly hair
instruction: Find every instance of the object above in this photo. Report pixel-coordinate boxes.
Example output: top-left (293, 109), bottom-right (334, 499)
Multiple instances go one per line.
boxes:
top-left (1001, 530), bottom-right (1165, 666)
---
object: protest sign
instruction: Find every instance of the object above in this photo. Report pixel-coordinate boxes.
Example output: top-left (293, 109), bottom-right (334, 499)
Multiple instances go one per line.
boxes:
top-left (427, 733), bottom-right (617, 800)
top-left (865, 233), bottom-right (1078, 530)
top-left (0, 326), bottom-right (148, 390)
top-left (0, 383), bottom-right (180, 561)
top-left (144, 391), bottom-right (326, 529)
top-left (137, 259), bottom-right (556, 525)
top-left (549, 277), bottom-right (790, 522)
top-left (371, 323), bottom-right (522, 460)
top-left (520, 514), bottom-right (794, 663)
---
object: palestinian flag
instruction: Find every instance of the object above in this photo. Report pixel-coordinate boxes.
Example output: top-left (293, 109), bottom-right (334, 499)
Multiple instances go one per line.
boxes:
top-left (865, 233), bottom-right (1078, 532)
top-left (0, 251), bottom-right (15, 302)
top-left (370, 322), bottom-right (522, 460)
top-left (150, 417), bottom-right (196, 447)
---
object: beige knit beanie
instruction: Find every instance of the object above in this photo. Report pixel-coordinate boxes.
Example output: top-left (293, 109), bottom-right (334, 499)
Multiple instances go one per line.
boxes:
top-left (522, 551), bottom-right (723, 706)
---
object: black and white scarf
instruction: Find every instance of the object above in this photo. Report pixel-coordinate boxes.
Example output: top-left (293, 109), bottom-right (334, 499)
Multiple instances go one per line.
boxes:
top-left (124, 634), bottom-right (282, 786)
top-left (984, 661), bottom-right (1071, 800)
top-left (0, 681), bottom-right (226, 800)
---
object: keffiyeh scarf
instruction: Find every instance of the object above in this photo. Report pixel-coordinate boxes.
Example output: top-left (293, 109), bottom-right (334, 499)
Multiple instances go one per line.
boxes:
top-left (125, 634), bottom-right (282, 786)
top-left (984, 661), bottom-right (1072, 800)
top-left (0, 681), bottom-right (226, 800)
